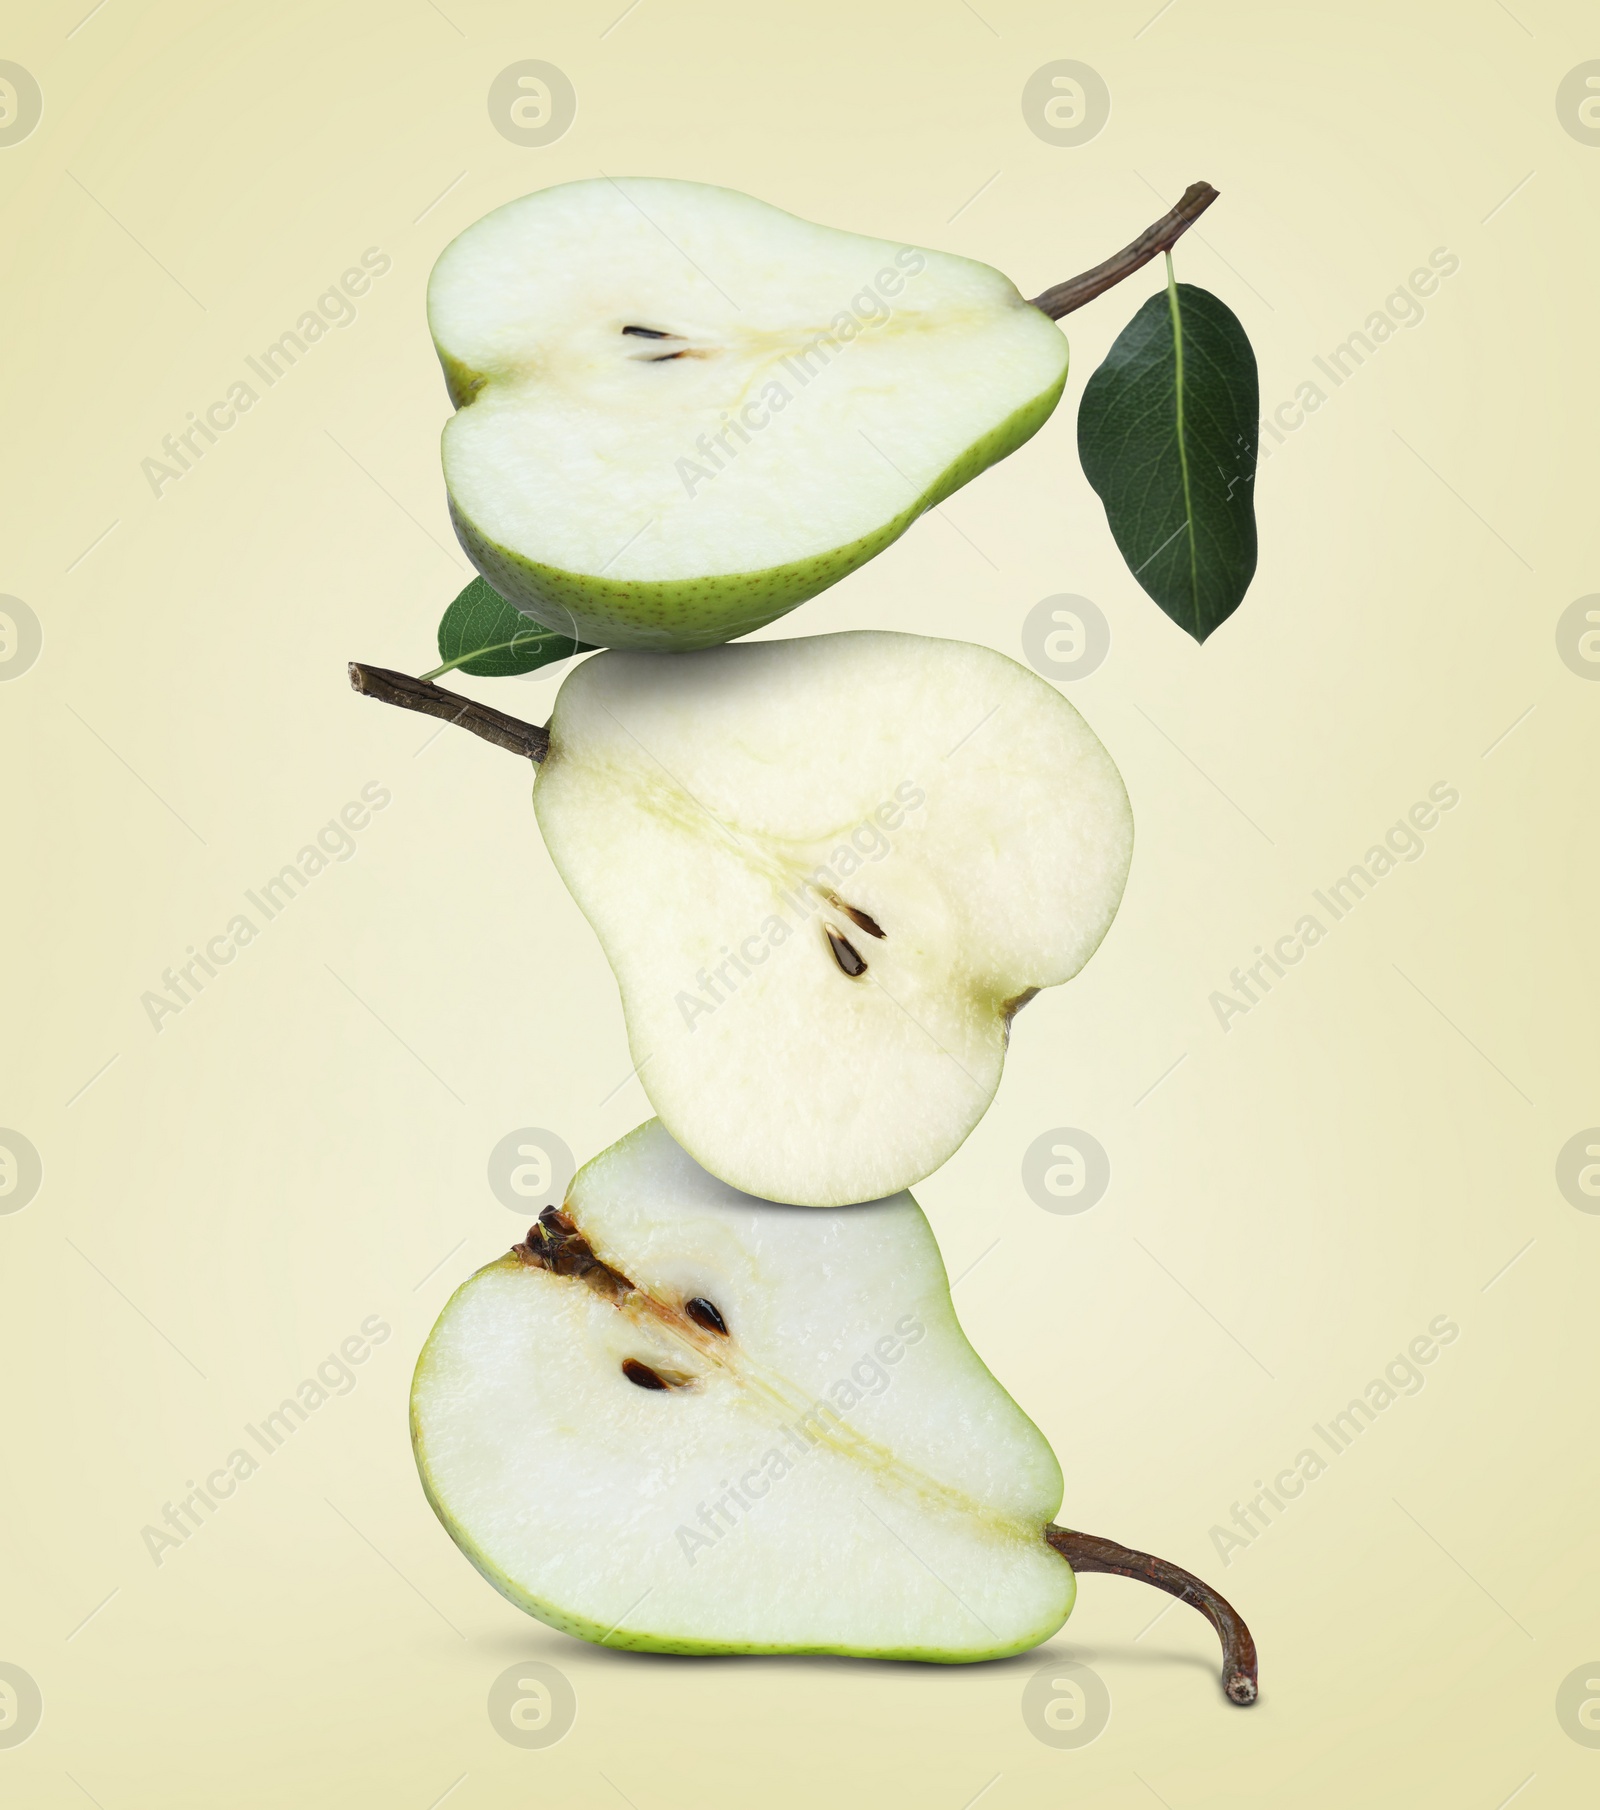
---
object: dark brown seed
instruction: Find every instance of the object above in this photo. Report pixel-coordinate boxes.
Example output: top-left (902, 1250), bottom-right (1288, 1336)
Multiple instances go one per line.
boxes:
top-left (622, 1359), bottom-right (669, 1390)
top-left (621, 325), bottom-right (671, 338)
top-left (836, 901), bottom-right (886, 939)
top-left (685, 1297), bottom-right (728, 1335)
top-left (826, 927), bottom-right (868, 977)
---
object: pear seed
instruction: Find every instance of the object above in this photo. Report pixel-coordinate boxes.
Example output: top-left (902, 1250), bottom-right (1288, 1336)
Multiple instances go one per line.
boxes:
top-left (836, 901), bottom-right (885, 940)
top-left (685, 1297), bottom-right (728, 1335)
top-left (825, 927), bottom-right (868, 977)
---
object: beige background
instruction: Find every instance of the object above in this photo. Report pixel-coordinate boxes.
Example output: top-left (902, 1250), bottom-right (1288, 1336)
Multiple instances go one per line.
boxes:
top-left (2, 0), bottom-right (1596, 1804)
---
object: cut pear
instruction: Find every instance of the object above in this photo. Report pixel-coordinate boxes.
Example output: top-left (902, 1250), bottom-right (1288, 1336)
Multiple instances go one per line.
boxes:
top-left (412, 1120), bottom-right (1073, 1660)
top-left (412, 1122), bottom-right (1260, 1699)
top-left (532, 630), bottom-right (1133, 1207)
top-left (428, 178), bottom-right (1069, 649)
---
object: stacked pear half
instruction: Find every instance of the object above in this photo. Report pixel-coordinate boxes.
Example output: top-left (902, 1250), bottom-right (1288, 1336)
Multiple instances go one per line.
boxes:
top-left (532, 629), bottom-right (1133, 1206)
top-left (429, 177), bottom-right (1069, 649)
top-left (412, 1121), bottom-right (1072, 1660)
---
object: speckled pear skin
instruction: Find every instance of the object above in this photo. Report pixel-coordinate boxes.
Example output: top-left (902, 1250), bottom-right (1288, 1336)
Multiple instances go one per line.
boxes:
top-left (442, 369), bottom-right (1068, 652)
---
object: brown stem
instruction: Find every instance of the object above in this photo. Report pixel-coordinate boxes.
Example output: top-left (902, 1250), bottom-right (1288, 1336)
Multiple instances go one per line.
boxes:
top-left (1028, 182), bottom-right (1220, 320)
top-left (1044, 1523), bottom-right (1258, 1706)
top-left (348, 662), bottom-right (549, 763)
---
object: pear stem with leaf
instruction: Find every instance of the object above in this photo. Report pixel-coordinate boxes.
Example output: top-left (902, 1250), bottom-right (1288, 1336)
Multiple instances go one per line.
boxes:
top-left (1027, 181), bottom-right (1219, 319)
top-left (349, 181), bottom-right (1223, 746)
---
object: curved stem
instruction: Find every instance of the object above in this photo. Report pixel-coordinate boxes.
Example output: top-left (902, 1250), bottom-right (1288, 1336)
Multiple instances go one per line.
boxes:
top-left (348, 662), bottom-right (550, 763)
top-left (1044, 1522), bottom-right (1258, 1705)
top-left (1028, 181), bottom-right (1220, 320)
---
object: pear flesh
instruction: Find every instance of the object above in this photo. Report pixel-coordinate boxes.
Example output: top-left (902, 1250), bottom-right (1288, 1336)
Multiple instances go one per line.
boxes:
top-left (411, 1121), bottom-right (1074, 1660)
top-left (532, 630), bottom-right (1133, 1207)
top-left (428, 178), bottom-right (1069, 649)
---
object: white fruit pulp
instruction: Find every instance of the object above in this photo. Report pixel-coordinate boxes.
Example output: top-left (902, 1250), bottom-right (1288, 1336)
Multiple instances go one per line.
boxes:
top-left (533, 632), bottom-right (1133, 1205)
top-left (429, 178), bottom-right (1068, 583)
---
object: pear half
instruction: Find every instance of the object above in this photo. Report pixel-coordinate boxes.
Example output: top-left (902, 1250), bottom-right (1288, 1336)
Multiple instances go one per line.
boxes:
top-left (532, 630), bottom-right (1133, 1207)
top-left (428, 178), bottom-right (1069, 649)
top-left (412, 1120), bottom-right (1073, 1660)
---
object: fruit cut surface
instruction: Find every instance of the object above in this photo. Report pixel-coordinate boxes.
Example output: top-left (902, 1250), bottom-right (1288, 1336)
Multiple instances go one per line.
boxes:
top-left (429, 178), bottom-right (1070, 648)
top-left (411, 1122), bottom-right (1073, 1659)
top-left (533, 631), bottom-right (1133, 1205)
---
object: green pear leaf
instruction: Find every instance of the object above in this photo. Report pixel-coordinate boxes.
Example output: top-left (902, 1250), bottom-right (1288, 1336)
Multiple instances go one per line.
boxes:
top-left (1077, 270), bottom-right (1259, 643)
top-left (429, 577), bottom-right (593, 679)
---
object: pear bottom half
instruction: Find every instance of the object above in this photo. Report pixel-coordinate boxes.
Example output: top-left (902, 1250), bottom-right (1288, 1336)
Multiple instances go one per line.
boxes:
top-left (411, 1121), bottom-right (1073, 1661)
